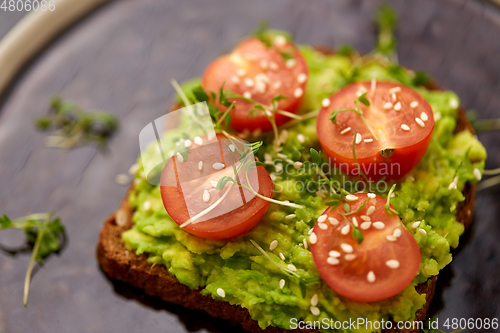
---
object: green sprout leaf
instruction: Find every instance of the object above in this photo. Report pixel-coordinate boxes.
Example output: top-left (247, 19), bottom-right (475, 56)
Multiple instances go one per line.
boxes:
top-left (192, 86), bottom-right (209, 102)
top-left (310, 148), bottom-right (321, 165)
top-left (352, 227), bottom-right (364, 244)
top-left (357, 92), bottom-right (370, 106)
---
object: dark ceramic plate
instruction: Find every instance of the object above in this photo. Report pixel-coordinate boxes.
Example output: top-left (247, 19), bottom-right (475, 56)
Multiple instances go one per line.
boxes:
top-left (0, 0), bottom-right (499, 332)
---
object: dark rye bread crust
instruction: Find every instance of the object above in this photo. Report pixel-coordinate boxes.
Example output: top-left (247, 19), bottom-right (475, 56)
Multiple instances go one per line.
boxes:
top-left (97, 54), bottom-right (477, 332)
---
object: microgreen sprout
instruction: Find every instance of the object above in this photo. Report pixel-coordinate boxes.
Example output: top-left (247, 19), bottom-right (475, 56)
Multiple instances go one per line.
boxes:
top-left (385, 184), bottom-right (399, 216)
top-left (329, 92), bottom-right (379, 141)
top-left (352, 130), bottom-right (370, 183)
top-left (250, 239), bottom-right (319, 298)
top-left (35, 96), bottom-right (118, 149)
top-left (0, 213), bottom-right (65, 306)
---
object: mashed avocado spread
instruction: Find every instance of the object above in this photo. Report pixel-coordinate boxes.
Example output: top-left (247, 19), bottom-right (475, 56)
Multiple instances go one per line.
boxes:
top-left (122, 45), bottom-right (486, 332)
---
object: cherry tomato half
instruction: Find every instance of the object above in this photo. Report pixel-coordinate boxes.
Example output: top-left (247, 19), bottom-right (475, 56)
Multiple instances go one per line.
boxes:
top-left (202, 35), bottom-right (308, 132)
top-left (160, 133), bottom-right (273, 239)
top-left (317, 81), bottom-right (434, 180)
top-left (310, 192), bottom-right (421, 302)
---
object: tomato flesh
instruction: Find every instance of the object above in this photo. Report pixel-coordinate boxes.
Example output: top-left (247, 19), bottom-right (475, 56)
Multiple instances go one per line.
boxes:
top-left (202, 36), bottom-right (308, 132)
top-left (317, 81), bottom-right (434, 180)
top-left (160, 134), bottom-right (273, 239)
top-left (310, 192), bottom-right (421, 302)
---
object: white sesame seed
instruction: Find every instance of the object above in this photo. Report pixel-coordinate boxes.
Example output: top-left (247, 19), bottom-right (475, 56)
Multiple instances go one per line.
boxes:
top-left (327, 257), bottom-right (339, 265)
top-left (310, 306), bottom-right (320, 316)
top-left (419, 228), bottom-right (427, 236)
top-left (318, 223), bottom-right (328, 230)
top-left (217, 288), bottom-right (225, 298)
top-left (345, 254), bottom-right (356, 261)
top-left (303, 238), bottom-right (308, 249)
top-left (340, 243), bottom-right (353, 253)
top-left (434, 112), bottom-right (441, 121)
top-left (420, 112), bottom-right (428, 121)
top-left (244, 78), bottom-right (254, 87)
top-left (236, 68), bottom-right (246, 76)
top-left (449, 98), bottom-right (459, 108)
top-left (392, 93), bottom-right (397, 102)
top-left (297, 134), bottom-right (305, 143)
top-left (115, 174), bottom-right (130, 185)
top-left (231, 75), bottom-right (240, 84)
top-left (341, 224), bottom-right (350, 235)
top-left (264, 153), bottom-right (272, 162)
top-left (340, 127), bottom-right (351, 135)
top-left (367, 193), bottom-right (376, 198)
top-left (194, 136), bottom-right (203, 145)
top-left (386, 259), bottom-right (400, 269)
top-left (279, 279), bottom-right (285, 289)
top-left (309, 232), bottom-right (317, 244)
top-left (355, 133), bottom-right (362, 144)
top-left (373, 222), bottom-right (385, 229)
top-left (401, 124), bottom-right (410, 131)
top-left (198, 161), bottom-right (203, 171)
top-left (394, 102), bottom-right (402, 111)
top-left (210, 180), bottom-right (218, 188)
top-left (448, 182), bottom-right (457, 190)
top-left (287, 264), bottom-right (297, 272)
top-left (143, 201), bottom-right (151, 211)
top-left (328, 217), bottom-right (339, 225)
top-left (270, 61), bottom-right (279, 71)
top-left (293, 161), bottom-right (303, 169)
top-left (329, 250), bottom-right (341, 257)
top-left (322, 98), bottom-right (331, 108)
top-left (317, 214), bottom-right (327, 223)
top-left (270, 174), bottom-right (277, 181)
top-left (294, 87), bottom-right (303, 98)
top-left (255, 73), bottom-right (269, 83)
top-left (412, 221), bottom-right (421, 229)
top-left (184, 139), bottom-right (192, 148)
top-left (393, 228), bottom-right (402, 238)
top-left (176, 152), bottom-right (184, 163)
top-left (255, 81), bottom-right (266, 94)
top-left (274, 35), bottom-right (287, 47)
top-left (276, 153), bottom-right (287, 159)
top-left (297, 73), bottom-right (308, 84)
top-left (387, 235), bottom-right (397, 242)
top-left (213, 163), bottom-right (225, 170)
top-left (384, 102), bottom-right (393, 110)
top-left (389, 87), bottom-right (401, 94)
top-left (275, 163), bottom-right (283, 173)
top-left (345, 194), bottom-right (358, 201)
top-left (268, 240), bottom-right (278, 251)
top-left (286, 214), bottom-right (296, 219)
top-left (415, 117), bottom-right (425, 127)
top-left (410, 101), bottom-right (419, 108)
top-left (279, 252), bottom-right (286, 260)
top-left (473, 168), bottom-right (482, 181)
top-left (260, 59), bottom-right (268, 69)
top-left (243, 91), bottom-right (252, 99)
top-left (286, 58), bottom-right (296, 68)
top-left (364, 138), bottom-right (373, 143)
top-left (228, 144), bottom-right (235, 152)
top-left (360, 215), bottom-right (371, 222)
top-left (367, 271), bottom-right (376, 283)
top-left (360, 222), bottom-right (372, 230)
top-left (311, 294), bottom-right (318, 306)
top-left (366, 206), bottom-right (376, 215)
top-left (352, 217), bottom-right (359, 227)
top-left (202, 190), bottom-right (211, 203)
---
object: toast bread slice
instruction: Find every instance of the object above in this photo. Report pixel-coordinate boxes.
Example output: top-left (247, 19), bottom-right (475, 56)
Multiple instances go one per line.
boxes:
top-left (97, 51), bottom-right (477, 332)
